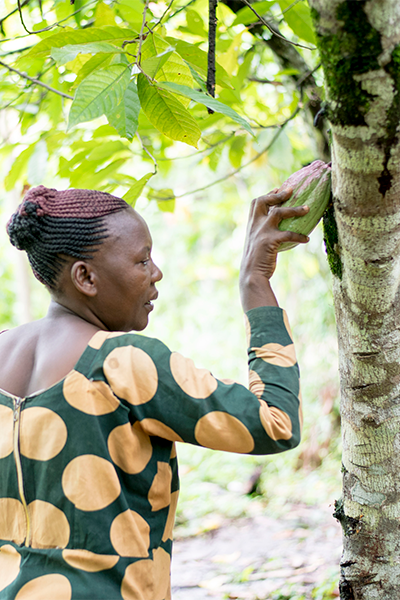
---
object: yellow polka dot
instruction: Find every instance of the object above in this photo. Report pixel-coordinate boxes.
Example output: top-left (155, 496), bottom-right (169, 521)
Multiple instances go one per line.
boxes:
top-left (254, 343), bottom-right (297, 367)
top-left (62, 549), bottom-right (119, 572)
top-left (195, 412), bottom-right (254, 453)
top-left (121, 559), bottom-right (153, 600)
top-left (28, 500), bottom-right (70, 549)
top-left (170, 353), bottom-right (218, 398)
top-left (259, 401), bottom-right (292, 441)
top-left (0, 545), bottom-right (21, 592)
top-left (63, 371), bottom-right (119, 415)
top-left (15, 574), bottom-right (71, 600)
top-left (249, 370), bottom-right (265, 399)
top-left (244, 314), bottom-right (251, 346)
top-left (282, 310), bottom-right (293, 341)
top-left (88, 331), bottom-right (126, 349)
top-left (170, 443), bottom-right (177, 459)
top-left (110, 510), bottom-right (150, 557)
top-left (162, 490), bottom-right (179, 542)
top-left (0, 405), bottom-right (13, 459)
top-left (148, 462), bottom-right (172, 512)
top-left (104, 347), bottom-right (158, 405)
top-left (62, 455), bottom-right (121, 511)
top-left (0, 499), bottom-right (26, 544)
top-left (153, 547), bottom-right (170, 599)
top-left (108, 421), bottom-right (153, 474)
top-left (140, 419), bottom-right (183, 442)
top-left (20, 407), bottom-right (67, 461)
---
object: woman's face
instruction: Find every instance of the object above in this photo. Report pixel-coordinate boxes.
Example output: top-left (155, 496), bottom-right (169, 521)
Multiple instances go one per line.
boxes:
top-left (87, 208), bottom-right (163, 332)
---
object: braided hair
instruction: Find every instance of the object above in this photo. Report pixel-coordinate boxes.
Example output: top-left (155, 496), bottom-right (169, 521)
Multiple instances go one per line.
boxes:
top-left (7, 186), bottom-right (129, 289)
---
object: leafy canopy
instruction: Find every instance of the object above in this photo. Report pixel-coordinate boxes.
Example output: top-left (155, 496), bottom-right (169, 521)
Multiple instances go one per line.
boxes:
top-left (0, 0), bottom-right (321, 206)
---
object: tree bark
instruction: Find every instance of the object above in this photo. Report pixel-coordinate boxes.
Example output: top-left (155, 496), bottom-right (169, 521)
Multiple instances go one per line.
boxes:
top-left (309, 1), bottom-right (400, 598)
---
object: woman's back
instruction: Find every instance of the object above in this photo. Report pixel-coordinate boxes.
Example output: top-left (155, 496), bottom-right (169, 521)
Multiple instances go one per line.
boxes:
top-left (0, 313), bottom-right (100, 398)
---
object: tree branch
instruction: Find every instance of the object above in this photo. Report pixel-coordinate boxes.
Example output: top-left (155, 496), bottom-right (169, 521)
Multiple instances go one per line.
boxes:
top-left (207, 0), bottom-right (218, 110)
top-left (0, 60), bottom-right (73, 100)
top-left (0, 0), bottom-right (30, 32)
top-left (240, 0), bottom-right (315, 51)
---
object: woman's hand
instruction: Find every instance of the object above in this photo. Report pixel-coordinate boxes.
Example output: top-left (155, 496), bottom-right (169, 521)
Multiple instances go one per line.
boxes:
top-left (239, 187), bottom-right (309, 311)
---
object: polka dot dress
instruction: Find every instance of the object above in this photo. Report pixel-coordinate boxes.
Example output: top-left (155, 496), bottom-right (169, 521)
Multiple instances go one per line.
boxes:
top-left (0, 306), bottom-right (301, 599)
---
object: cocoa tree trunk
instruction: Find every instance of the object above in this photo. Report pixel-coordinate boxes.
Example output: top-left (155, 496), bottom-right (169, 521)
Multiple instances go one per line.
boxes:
top-left (309, 1), bottom-right (400, 598)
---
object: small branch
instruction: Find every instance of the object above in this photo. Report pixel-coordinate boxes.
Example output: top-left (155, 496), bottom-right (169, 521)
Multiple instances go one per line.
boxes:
top-left (147, 0), bottom-right (175, 33)
top-left (17, 0), bottom-right (31, 34)
top-left (136, 131), bottom-right (158, 173)
top-left (0, 0), bottom-right (30, 29)
top-left (296, 61), bottom-right (322, 87)
top-left (137, 0), bottom-right (150, 67)
top-left (165, 0), bottom-right (197, 23)
top-left (207, 0), bottom-right (218, 114)
top-left (0, 0), bottom-right (97, 42)
top-left (240, 0), bottom-right (315, 51)
top-left (0, 59), bottom-right (73, 100)
top-left (248, 77), bottom-right (282, 86)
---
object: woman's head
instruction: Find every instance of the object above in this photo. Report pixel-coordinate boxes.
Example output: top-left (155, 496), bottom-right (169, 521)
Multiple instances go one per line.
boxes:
top-left (7, 186), bottom-right (163, 331)
top-left (7, 185), bottom-right (129, 289)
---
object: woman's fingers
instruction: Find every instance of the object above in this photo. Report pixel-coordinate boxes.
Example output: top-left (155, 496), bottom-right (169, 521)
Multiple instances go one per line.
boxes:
top-left (278, 230), bottom-right (310, 245)
top-left (252, 187), bottom-right (293, 217)
top-left (267, 204), bottom-right (309, 227)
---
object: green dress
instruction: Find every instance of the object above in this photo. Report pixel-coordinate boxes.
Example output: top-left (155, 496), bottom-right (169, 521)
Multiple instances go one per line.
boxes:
top-left (0, 306), bottom-right (302, 600)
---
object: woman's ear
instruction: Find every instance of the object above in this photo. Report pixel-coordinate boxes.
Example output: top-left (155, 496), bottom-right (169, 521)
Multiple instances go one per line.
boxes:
top-left (70, 261), bottom-right (98, 297)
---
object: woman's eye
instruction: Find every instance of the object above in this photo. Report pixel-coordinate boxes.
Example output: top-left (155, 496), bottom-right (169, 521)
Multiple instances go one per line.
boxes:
top-left (141, 259), bottom-right (149, 265)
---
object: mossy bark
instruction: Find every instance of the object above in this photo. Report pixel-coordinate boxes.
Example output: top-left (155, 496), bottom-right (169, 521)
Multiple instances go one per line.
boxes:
top-left (309, 1), bottom-right (400, 598)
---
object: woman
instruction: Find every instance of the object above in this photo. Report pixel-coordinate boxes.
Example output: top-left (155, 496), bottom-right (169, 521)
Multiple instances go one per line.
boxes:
top-left (0, 184), bottom-right (309, 600)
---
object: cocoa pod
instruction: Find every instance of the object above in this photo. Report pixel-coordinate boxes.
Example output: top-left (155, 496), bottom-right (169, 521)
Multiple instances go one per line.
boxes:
top-left (277, 160), bottom-right (332, 252)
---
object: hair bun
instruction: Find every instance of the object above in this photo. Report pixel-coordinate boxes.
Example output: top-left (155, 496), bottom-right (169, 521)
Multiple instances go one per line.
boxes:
top-left (7, 201), bottom-right (43, 251)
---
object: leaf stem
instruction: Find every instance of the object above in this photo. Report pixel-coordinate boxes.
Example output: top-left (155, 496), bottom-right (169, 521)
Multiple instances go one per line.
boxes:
top-left (136, 131), bottom-right (158, 173)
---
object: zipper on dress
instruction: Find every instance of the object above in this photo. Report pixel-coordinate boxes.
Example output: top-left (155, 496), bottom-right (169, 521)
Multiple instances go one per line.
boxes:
top-left (13, 396), bottom-right (31, 546)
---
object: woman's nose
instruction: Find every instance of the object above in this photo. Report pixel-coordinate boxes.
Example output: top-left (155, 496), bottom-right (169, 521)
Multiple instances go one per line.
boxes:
top-left (152, 262), bottom-right (163, 283)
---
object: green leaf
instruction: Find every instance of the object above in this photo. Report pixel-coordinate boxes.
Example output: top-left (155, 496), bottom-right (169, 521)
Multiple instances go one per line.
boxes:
top-left (158, 82), bottom-right (254, 136)
top-left (229, 135), bottom-right (247, 168)
top-left (278, 0), bottom-right (316, 45)
top-left (141, 48), bottom-right (175, 80)
top-left (141, 35), bottom-right (194, 106)
top-left (106, 80), bottom-right (140, 140)
top-left (148, 188), bottom-right (175, 212)
top-left (27, 26), bottom-right (138, 58)
top-left (51, 42), bottom-right (123, 65)
top-left (72, 53), bottom-right (113, 89)
top-left (4, 145), bottom-right (36, 191)
top-left (167, 38), bottom-right (233, 89)
top-left (70, 158), bottom-right (127, 188)
top-left (137, 75), bottom-right (201, 148)
top-left (68, 65), bottom-right (131, 129)
top-left (232, 1), bottom-right (274, 25)
top-left (95, 1), bottom-right (117, 27)
top-left (122, 172), bottom-right (154, 206)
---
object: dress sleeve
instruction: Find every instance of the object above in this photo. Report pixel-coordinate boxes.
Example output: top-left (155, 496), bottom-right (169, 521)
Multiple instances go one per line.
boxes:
top-left (100, 306), bottom-right (302, 455)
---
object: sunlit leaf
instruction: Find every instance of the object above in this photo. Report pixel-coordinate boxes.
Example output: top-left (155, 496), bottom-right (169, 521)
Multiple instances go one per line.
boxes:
top-left (158, 82), bottom-right (253, 136)
top-left (95, 2), bottom-right (116, 27)
top-left (27, 26), bottom-right (138, 58)
top-left (229, 135), bottom-right (247, 168)
top-left (137, 75), bottom-right (201, 148)
top-left (141, 34), bottom-right (194, 106)
top-left (141, 48), bottom-right (175, 80)
top-left (278, 0), bottom-right (316, 45)
top-left (167, 38), bottom-right (233, 89)
top-left (72, 53), bottom-right (113, 89)
top-left (106, 81), bottom-right (140, 140)
top-left (122, 172), bottom-right (155, 206)
top-left (68, 65), bottom-right (131, 129)
top-left (4, 145), bottom-right (36, 191)
top-left (51, 42), bottom-right (123, 65)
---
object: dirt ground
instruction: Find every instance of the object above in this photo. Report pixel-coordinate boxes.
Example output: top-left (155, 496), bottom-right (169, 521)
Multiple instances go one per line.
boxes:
top-left (171, 502), bottom-right (342, 599)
